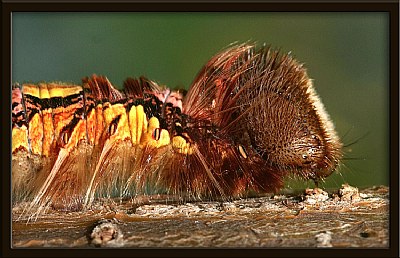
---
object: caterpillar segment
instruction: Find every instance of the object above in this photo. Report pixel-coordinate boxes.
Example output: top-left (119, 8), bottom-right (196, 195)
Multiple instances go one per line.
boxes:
top-left (12, 76), bottom-right (191, 213)
top-left (12, 44), bottom-right (343, 218)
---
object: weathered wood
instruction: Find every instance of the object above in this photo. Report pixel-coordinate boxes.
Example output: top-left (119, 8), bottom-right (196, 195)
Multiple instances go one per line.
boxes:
top-left (12, 184), bottom-right (389, 248)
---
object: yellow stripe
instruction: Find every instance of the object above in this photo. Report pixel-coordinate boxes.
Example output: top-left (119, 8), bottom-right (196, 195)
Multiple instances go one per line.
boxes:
top-left (128, 105), bottom-right (148, 145)
top-left (141, 117), bottom-right (171, 148)
top-left (22, 84), bottom-right (40, 98)
top-left (128, 106), bottom-right (137, 144)
top-left (39, 83), bottom-right (50, 99)
top-left (103, 103), bottom-right (131, 142)
top-left (136, 105), bottom-right (146, 144)
top-left (22, 83), bottom-right (82, 99)
top-left (47, 83), bottom-right (82, 98)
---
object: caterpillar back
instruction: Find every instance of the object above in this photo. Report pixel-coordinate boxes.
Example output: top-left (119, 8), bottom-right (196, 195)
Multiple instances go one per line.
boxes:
top-left (11, 44), bottom-right (343, 219)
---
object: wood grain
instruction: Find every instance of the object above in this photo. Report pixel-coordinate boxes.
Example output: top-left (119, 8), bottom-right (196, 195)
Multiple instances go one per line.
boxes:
top-left (12, 185), bottom-right (389, 248)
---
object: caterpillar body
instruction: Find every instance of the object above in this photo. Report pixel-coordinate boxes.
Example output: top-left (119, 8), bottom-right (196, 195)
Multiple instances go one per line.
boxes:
top-left (11, 44), bottom-right (343, 218)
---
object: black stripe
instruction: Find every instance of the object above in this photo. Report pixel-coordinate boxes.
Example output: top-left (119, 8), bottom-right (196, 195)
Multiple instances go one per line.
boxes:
top-left (51, 93), bottom-right (83, 108)
top-left (108, 115), bottom-right (121, 136)
top-left (12, 102), bottom-right (20, 109)
top-left (23, 92), bottom-right (84, 110)
top-left (23, 95), bottom-right (41, 124)
top-left (12, 111), bottom-right (27, 128)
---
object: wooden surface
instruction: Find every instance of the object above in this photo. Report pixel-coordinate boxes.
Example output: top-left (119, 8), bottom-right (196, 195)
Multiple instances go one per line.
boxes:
top-left (12, 184), bottom-right (389, 248)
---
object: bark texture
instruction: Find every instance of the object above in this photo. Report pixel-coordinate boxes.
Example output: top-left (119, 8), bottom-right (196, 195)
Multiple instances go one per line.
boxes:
top-left (12, 184), bottom-right (389, 248)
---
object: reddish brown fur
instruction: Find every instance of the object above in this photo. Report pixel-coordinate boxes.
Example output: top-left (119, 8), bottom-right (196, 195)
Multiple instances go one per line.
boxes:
top-left (12, 44), bottom-right (342, 219)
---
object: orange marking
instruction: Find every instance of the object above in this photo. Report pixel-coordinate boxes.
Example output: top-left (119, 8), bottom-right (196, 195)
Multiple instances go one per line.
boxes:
top-left (94, 104), bottom-right (104, 146)
top-left (28, 113), bottom-right (43, 156)
top-left (86, 108), bottom-right (96, 145)
top-left (52, 108), bottom-right (74, 140)
top-left (12, 126), bottom-right (29, 153)
top-left (64, 119), bottom-right (87, 151)
top-left (41, 110), bottom-right (54, 157)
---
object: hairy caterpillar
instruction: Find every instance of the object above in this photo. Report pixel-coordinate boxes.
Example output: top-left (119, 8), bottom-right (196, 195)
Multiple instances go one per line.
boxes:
top-left (11, 44), bottom-right (342, 218)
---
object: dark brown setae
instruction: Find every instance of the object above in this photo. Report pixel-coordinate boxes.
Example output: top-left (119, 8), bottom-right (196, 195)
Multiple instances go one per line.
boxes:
top-left (11, 44), bottom-right (343, 219)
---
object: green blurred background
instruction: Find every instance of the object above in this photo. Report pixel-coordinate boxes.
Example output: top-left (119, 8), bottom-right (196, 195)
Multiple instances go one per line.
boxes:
top-left (12, 12), bottom-right (389, 191)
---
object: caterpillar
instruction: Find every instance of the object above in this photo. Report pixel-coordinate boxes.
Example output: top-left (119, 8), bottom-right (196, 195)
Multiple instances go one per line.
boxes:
top-left (11, 43), bottom-right (343, 219)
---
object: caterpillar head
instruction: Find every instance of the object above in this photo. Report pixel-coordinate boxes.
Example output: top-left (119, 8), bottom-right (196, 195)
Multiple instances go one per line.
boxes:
top-left (236, 47), bottom-right (343, 182)
top-left (184, 44), bottom-right (343, 184)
